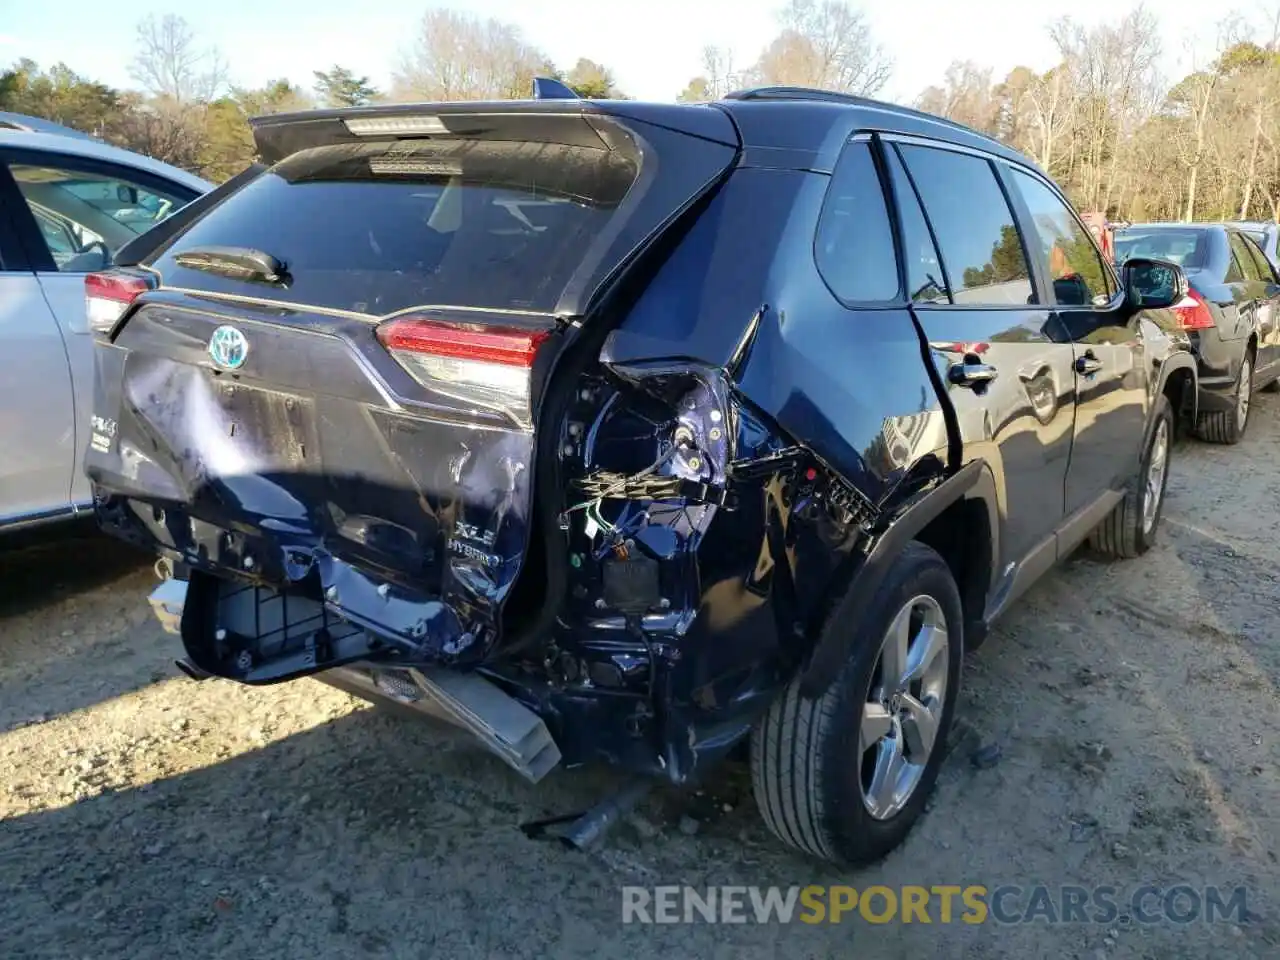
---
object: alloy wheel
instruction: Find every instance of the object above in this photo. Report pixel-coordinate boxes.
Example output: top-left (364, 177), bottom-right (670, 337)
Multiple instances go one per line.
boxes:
top-left (1238, 355), bottom-right (1252, 432)
top-left (859, 595), bottom-right (950, 820)
top-left (1142, 417), bottom-right (1169, 536)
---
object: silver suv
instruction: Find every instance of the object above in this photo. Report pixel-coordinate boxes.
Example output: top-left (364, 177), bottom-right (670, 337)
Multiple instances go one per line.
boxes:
top-left (0, 118), bottom-right (208, 533)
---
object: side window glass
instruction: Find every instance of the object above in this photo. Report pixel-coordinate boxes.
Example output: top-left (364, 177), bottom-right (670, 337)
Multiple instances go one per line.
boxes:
top-left (1229, 233), bottom-right (1261, 282)
top-left (1225, 238), bottom-right (1245, 283)
top-left (898, 144), bottom-right (1035, 306)
top-left (1009, 170), bottom-right (1113, 307)
top-left (884, 146), bottom-right (949, 304)
top-left (814, 141), bottom-right (901, 303)
top-left (8, 162), bottom-right (191, 272)
top-left (1242, 234), bottom-right (1277, 284)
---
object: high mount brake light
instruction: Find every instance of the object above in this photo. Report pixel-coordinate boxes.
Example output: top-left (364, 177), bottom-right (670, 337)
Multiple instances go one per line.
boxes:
top-left (376, 316), bottom-right (551, 430)
top-left (1171, 289), bottom-right (1216, 330)
top-left (343, 115), bottom-right (448, 136)
top-left (85, 272), bottom-right (151, 334)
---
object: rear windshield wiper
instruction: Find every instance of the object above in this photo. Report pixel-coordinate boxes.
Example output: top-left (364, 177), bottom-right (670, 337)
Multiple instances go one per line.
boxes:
top-left (173, 245), bottom-right (290, 286)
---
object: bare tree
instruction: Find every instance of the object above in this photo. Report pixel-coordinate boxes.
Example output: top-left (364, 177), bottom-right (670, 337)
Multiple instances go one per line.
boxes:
top-left (1232, 8), bottom-right (1280, 218)
top-left (392, 9), bottom-right (553, 101)
top-left (1049, 6), bottom-right (1162, 211)
top-left (702, 46), bottom-right (742, 98)
top-left (1025, 65), bottom-right (1074, 172)
top-left (129, 14), bottom-right (226, 103)
top-left (751, 0), bottom-right (892, 95)
top-left (1167, 20), bottom-right (1242, 220)
top-left (916, 61), bottom-right (997, 134)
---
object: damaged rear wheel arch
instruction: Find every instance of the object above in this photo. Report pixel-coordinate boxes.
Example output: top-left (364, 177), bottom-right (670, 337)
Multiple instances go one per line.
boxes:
top-left (798, 460), bottom-right (992, 698)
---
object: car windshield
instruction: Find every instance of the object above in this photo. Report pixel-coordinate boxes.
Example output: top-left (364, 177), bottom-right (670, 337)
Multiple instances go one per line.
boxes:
top-left (1245, 229), bottom-right (1268, 248)
top-left (1114, 229), bottom-right (1209, 270)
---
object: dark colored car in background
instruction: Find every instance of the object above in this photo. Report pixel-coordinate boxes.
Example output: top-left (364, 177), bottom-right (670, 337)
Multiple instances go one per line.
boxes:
top-left (1116, 223), bottom-right (1280, 444)
top-left (83, 85), bottom-right (1194, 866)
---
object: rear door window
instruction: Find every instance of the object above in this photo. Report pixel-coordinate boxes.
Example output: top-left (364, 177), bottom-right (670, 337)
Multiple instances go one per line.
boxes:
top-left (149, 138), bottom-right (641, 316)
top-left (1113, 230), bottom-right (1209, 270)
top-left (1229, 232), bottom-right (1261, 282)
top-left (897, 144), bottom-right (1035, 306)
top-left (814, 140), bottom-right (900, 303)
top-left (1242, 233), bottom-right (1278, 283)
top-left (883, 146), bottom-right (949, 303)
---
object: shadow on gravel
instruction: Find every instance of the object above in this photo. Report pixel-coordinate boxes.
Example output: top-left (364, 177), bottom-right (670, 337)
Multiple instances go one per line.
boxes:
top-left (0, 689), bottom-right (1109, 960)
top-left (0, 530), bottom-right (152, 622)
top-left (1117, 519), bottom-right (1280, 695)
top-left (0, 533), bottom-right (164, 730)
top-left (0, 708), bottom-right (807, 960)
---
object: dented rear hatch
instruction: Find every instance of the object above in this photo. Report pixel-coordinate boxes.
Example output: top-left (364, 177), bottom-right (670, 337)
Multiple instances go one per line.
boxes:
top-left (85, 102), bottom-right (739, 682)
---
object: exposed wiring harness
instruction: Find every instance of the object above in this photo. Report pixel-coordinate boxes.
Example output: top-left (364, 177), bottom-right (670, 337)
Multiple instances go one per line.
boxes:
top-left (561, 445), bottom-right (681, 522)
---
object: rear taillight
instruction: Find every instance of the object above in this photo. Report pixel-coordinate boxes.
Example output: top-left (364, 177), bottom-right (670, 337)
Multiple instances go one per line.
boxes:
top-left (85, 272), bottom-right (151, 334)
top-left (376, 316), bottom-right (551, 429)
top-left (1171, 289), bottom-right (1216, 330)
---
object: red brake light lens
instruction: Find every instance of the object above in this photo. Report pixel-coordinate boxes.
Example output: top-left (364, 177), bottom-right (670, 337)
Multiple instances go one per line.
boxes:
top-left (376, 316), bottom-right (553, 429)
top-left (376, 317), bottom-right (550, 367)
top-left (1171, 289), bottom-right (1216, 330)
top-left (85, 272), bottom-right (151, 334)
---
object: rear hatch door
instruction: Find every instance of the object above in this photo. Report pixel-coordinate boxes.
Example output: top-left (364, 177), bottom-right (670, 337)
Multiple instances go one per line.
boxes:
top-left (87, 103), bottom-right (739, 680)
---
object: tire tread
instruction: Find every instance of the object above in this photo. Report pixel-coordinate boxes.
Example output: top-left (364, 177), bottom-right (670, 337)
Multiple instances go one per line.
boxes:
top-left (750, 542), bottom-right (960, 866)
top-left (1090, 394), bottom-right (1173, 559)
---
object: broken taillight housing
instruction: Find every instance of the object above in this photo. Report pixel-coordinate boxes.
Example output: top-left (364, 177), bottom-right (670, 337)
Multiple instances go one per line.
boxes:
top-left (376, 316), bottom-right (552, 430)
top-left (85, 271), bottom-right (152, 335)
top-left (1171, 289), bottom-right (1216, 330)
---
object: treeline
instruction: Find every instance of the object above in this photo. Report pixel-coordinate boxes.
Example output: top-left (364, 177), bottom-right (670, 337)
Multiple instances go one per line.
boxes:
top-left (915, 6), bottom-right (1280, 223)
top-left (1, 0), bottom-right (874, 184)
top-left (0, 11), bottom-right (627, 183)
top-left (7, 1), bottom-right (1280, 225)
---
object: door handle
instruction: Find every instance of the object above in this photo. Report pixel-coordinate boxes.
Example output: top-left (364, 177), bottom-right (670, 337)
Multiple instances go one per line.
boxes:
top-left (1075, 352), bottom-right (1103, 375)
top-left (948, 359), bottom-right (999, 388)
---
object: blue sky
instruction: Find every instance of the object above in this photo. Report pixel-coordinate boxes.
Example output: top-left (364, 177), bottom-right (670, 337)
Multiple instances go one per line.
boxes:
top-left (0, 0), bottom-right (1247, 104)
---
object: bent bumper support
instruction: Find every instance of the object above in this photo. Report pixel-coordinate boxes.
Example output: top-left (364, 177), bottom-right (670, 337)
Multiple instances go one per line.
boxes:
top-left (148, 579), bottom-right (562, 783)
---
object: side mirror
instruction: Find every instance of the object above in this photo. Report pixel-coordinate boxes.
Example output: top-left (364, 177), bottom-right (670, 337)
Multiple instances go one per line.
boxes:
top-left (1122, 257), bottom-right (1188, 311)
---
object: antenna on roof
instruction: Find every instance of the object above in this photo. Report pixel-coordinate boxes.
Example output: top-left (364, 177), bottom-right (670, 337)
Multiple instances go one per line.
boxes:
top-left (531, 77), bottom-right (579, 100)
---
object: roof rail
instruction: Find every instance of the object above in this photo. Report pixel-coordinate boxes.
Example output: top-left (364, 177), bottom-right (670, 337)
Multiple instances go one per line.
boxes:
top-left (531, 77), bottom-right (579, 100)
top-left (722, 85), bottom-right (1009, 152)
top-left (723, 86), bottom-right (874, 107)
top-left (0, 110), bottom-right (101, 142)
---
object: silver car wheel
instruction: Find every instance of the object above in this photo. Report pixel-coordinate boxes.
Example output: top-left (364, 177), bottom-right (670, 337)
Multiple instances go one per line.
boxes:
top-left (859, 595), bottom-right (950, 820)
top-left (1142, 417), bottom-right (1169, 536)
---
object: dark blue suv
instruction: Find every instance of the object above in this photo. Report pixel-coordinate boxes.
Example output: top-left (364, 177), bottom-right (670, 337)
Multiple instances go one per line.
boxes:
top-left (84, 84), bottom-right (1196, 865)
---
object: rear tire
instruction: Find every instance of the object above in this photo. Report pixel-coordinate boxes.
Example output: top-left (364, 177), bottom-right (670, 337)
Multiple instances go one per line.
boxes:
top-left (750, 542), bottom-right (963, 866)
top-left (1262, 376), bottom-right (1280, 394)
top-left (1196, 351), bottom-right (1252, 444)
top-left (1090, 394), bottom-right (1173, 559)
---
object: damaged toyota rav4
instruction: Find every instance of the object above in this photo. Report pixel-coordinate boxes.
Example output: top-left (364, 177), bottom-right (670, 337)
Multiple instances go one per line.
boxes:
top-left (84, 84), bottom-right (1197, 866)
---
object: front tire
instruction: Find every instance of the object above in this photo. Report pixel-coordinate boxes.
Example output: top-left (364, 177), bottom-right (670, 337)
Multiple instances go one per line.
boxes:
top-left (1090, 393), bottom-right (1173, 559)
top-left (750, 542), bottom-right (963, 866)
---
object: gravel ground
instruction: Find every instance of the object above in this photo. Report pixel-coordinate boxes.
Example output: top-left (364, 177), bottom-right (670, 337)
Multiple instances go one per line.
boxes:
top-left (2, 398), bottom-right (1279, 960)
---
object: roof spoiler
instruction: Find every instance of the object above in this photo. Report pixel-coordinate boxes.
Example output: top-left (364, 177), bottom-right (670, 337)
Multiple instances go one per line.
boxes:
top-left (248, 98), bottom-right (739, 166)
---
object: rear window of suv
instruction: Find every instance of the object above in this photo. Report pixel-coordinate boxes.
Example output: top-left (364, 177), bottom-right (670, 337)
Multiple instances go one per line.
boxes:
top-left (149, 138), bottom-right (640, 316)
top-left (1114, 229), bottom-right (1208, 270)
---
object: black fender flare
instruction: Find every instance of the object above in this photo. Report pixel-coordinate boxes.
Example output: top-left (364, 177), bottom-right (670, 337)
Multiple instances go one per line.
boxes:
top-left (799, 459), bottom-right (991, 699)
